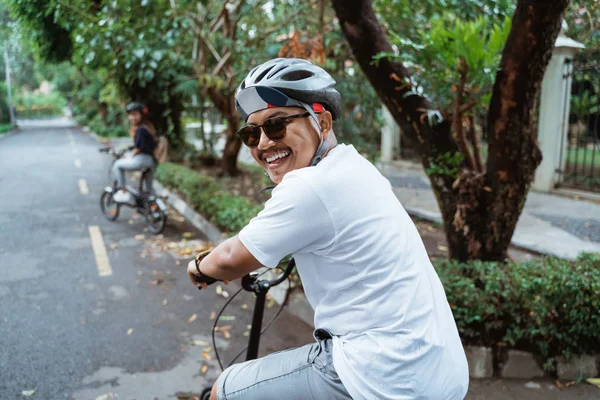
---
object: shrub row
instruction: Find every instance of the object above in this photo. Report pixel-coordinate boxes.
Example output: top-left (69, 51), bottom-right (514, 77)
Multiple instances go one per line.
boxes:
top-left (435, 253), bottom-right (600, 366)
top-left (155, 162), bottom-right (262, 233)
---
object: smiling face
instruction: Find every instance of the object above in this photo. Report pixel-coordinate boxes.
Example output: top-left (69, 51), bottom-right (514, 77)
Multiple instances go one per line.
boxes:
top-left (247, 107), bottom-right (332, 184)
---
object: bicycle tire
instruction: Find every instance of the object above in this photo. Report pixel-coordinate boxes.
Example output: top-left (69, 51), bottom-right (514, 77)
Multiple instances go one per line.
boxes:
top-left (144, 199), bottom-right (167, 234)
top-left (100, 191), bottom-right (120, 221)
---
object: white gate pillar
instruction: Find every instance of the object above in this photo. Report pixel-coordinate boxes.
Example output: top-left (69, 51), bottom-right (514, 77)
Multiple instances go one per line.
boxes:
top-left (533, 21), bottom-right (584, 192)
top-left (380, 105), bottom-right (400, 162)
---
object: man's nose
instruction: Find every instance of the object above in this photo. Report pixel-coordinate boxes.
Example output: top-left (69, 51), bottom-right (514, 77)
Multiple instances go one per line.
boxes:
top-left (256, 128), bottom-right (274, 150)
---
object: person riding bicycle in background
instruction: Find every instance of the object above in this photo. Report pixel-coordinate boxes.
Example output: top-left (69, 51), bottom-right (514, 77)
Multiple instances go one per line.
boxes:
top-left (112, 102), bottom-right (157, 204)
top-left (188, 58), bottom-right (469, 400)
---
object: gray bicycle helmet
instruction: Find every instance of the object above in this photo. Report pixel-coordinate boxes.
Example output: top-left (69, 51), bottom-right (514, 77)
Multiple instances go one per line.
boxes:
top-left (235, 58), bottom-right (341, 166)
top-left (235, 58), bottom-right (341, 122)
top-left (126, 102), bottom-right (148, 115)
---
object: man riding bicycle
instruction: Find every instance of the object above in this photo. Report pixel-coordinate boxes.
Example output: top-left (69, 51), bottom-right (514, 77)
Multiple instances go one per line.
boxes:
top-left (112, 102), bottom-right (157, 205)
top-left (188, 58), bottom-right (469, 400)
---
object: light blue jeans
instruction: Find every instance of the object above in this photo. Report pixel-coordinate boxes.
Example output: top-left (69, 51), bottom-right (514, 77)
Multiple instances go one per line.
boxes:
top-left (216, 329), bottom-right (351, 400)
top-left (112, 154), bottom-right (156, 194)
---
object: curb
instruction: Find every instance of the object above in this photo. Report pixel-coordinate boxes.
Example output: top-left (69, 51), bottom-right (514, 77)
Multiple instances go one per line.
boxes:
top-left (153, 180), bottom-right (226, 244)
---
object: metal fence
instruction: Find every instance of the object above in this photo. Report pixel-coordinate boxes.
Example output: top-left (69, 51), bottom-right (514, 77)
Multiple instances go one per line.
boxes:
top-left (558, 59), bottom-right (600, 192)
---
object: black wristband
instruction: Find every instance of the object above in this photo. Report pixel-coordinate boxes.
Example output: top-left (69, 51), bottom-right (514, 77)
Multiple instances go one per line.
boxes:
top-left (193, 250), bottom-right (218, 286)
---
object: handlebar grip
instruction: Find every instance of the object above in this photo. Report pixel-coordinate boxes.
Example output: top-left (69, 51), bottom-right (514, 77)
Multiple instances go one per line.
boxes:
top-left (192, 273), bottom-right (219, 289)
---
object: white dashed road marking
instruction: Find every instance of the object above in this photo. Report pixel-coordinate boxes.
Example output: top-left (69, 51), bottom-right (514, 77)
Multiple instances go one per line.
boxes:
top-left (79, 178), bottom-right (89, 195)
top-left (88, 226), bottom-right (113, 277)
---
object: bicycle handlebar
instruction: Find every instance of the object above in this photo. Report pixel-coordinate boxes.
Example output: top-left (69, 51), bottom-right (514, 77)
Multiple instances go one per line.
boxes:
top-left (266, 258), bottom-right (295, 287)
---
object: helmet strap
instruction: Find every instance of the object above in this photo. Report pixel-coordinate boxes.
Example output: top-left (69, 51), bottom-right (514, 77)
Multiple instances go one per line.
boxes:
top-left (310, 135), bottom-right (330, 166)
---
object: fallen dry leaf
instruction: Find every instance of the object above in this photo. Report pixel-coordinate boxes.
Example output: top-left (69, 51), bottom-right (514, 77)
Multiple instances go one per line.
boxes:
top-left (243, 331), bottom-right (250, 337)
top-left (128, 220), bottom-right (134, 225)
top-left (110, 243), bottom-right (118, 249)
top-left (151, 279), bottom-right (164, 286)
top-left (162, 299), bottom-right (168, 306)
top-left (267, 299), bottom-right (276, 309)
top-left (221, 290), bottom-right (230, 299)
top-left (223, 330), bottom-right (231, 339)
top-left (426, 226), bottom-right (436, 232)
top-left (437, 245), bottom-right (448, 252)
top-left (175, 260), bottom-right (181, 266)
top-left (241, 304), bottom-right (249, 310)
top-left (22, 390), bottom-right (35, 397)
top-left (191, 340), bottom-right (209, 346)
top-left (216, 285), bottom-right (223, 295)
top-left (135, 234), bottom-right (145, 240)
top-left (137, 271), bottom-right (143, 276)
top-left (201, 364), bottom-right (209, 375)
top-left (565, 381), bottom-right (576, 388)
top-left (202, 351), bottom-right (212, 361)
top-left (188, 314), bottom-right (197, 323)
top-left (556, 380), bottom-right (565, 390)
top-left (182, 248), bottom-right (193, 256)
top-left (95, 394), bottom-right (114, 400)
top-left (219, 315), bottom-right (236, 321)
top-left (209, 311), bottom-right (216, 320)
top-left (127, 328), bottom-right (133, 335)
top-left (183, 232), bottom-right (194, 238)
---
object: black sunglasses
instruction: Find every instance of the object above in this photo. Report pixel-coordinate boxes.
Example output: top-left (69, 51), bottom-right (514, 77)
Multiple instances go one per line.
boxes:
top-left (237, 112), bottom-right (312, 148)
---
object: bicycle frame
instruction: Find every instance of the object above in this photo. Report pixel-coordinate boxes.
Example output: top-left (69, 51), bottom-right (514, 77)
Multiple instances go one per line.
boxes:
top-left (241, 258), bottom-right (296, 360)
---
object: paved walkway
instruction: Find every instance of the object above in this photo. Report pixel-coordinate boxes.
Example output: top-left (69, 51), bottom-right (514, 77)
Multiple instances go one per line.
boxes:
top-left (377, 159), bottom-right (600, 260)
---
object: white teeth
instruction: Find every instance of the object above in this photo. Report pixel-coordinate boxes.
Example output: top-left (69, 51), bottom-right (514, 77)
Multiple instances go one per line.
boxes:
top-left (266, 151), bottom-right (290, 163)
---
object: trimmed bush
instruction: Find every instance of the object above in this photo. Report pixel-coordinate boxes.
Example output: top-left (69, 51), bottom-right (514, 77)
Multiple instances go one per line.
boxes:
top-left (155, 162), bottom-right (262, 233)
top-left (0, 124), bottom-right (16, 134)
top-left (435, 253), bottom-right (600, 366)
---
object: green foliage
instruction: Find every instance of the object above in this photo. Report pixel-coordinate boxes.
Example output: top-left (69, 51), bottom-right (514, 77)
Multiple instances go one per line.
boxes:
top-left (386, 13), bottom-right (511, 112)
top-left (0, 123), bottom-right (16, 133)
top-left (14, 89), bottom-right (66, 117)
top-left (426, 151), bottom-right (465, 177)
top-left (5, 0), bottom-right (73, 62)
top-left (155, 162), bottom-right (262, 233)
top-left (88, 115), bottom-right (129, 138)
top-left (436, 253), bottom-right (600, 365)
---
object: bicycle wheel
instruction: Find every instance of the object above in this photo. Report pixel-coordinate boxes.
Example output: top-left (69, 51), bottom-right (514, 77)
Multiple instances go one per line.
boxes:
top-left (100, 191), bottom-right (120, 221)
top-left (144, 198), bottom-right (167, 234)
top-left (200, 387), bottom-right (212, 400)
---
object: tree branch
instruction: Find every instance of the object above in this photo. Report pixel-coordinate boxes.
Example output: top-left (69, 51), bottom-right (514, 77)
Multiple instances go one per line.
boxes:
top-left (467, 115), bottom-right (484, 172)
top-left (452, 58), bottom-right (476, 170)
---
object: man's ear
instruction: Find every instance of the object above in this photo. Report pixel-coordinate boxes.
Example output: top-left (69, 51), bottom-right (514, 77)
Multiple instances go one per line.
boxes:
top-left (319, 111), bottom-right (333, 139)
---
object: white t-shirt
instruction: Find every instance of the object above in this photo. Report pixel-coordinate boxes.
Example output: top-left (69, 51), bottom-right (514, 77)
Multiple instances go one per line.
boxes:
top-left (239, 144), bottom-right (469, 399)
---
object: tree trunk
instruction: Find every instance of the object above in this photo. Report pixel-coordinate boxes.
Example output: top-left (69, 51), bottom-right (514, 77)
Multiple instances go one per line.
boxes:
top-left (482, 0), bottom-right (568, 259)
top-left (206, 87), bottom-right (242, 176)
top-left (222, 114), bottom-right (241, 176)
top-left (332, 0), bottom-right (568, 261)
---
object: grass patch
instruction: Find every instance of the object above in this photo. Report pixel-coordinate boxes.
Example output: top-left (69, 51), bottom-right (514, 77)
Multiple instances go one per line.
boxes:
top-left (0, 124), bottom-right (16, 134)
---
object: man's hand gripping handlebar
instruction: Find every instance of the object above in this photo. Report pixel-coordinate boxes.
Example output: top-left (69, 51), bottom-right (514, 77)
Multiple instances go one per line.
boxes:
top-left (187, 249), bottom-right (220, 290)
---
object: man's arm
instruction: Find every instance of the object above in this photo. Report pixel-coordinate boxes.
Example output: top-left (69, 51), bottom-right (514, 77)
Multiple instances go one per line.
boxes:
top-left (187, 235), bottom-right (264, 284)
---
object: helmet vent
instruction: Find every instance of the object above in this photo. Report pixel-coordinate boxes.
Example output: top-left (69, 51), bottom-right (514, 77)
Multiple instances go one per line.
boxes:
top-left (255, 66), bottom-right (275, 83)
top-left (281, 70), bottom-right (314, 81)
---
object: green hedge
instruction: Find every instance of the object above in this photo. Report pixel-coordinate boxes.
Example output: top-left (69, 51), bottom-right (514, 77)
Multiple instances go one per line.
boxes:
top-left (436, 253), bottom-right (600, 367)
top-left (0, 124), bottom-right (16, 134)
top-left (155, 162), bottom-right (262, 233)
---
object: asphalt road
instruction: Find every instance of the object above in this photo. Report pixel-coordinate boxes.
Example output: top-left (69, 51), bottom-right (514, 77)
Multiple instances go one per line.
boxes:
top-left (0, 120), bottom-right (313, 400)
